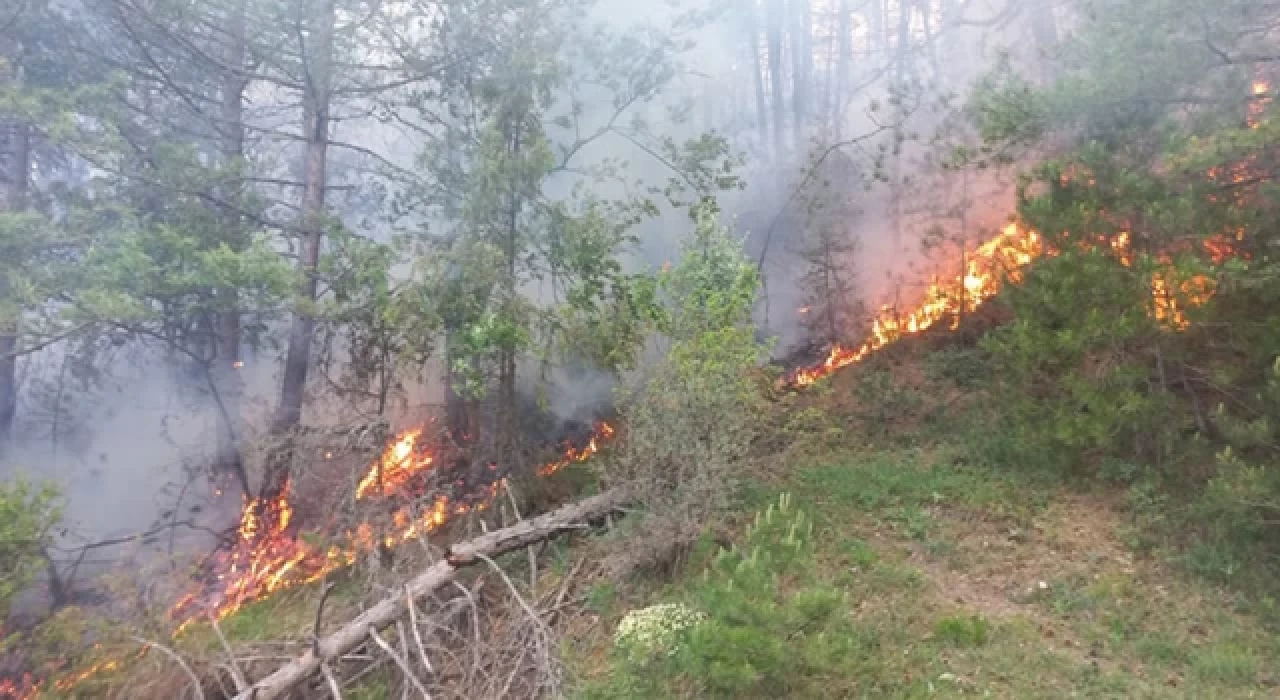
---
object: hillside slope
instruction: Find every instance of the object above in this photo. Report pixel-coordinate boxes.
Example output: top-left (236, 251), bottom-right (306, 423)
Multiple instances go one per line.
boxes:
top-left (572, 343), bottom-right (1280, 699)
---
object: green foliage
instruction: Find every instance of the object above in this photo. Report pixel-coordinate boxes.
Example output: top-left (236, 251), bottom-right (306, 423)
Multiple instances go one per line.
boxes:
top-left (424, 13), bottom-right (743, 400)
top-left (853, 369), bottom-right (924, 439)
top-left (657, 204), bottom-right (761, 343)
top-left (606, 205), bottom-right (768, 536)
top-left (1189, 645), bottom-right (1259, 685)
top-left (933, 614), bottom-right (990, 648)
top-left (316, 230), bottom-right (444, 411)
top-left (924, 345), bottom-right (993, 389)
top-left (588, 495), bottom-right (869, 699)
top-left (962, 0), bottom-right (1280, 597)
top-left (965, 55), bottom-right (1048, 164)
top-left (0, 479), bottom-right (61, 620)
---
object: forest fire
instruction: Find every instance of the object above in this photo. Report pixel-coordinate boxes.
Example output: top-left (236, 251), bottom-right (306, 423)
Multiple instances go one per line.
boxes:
top-left (355, 427), bottom-right (432, 500)
top-left (0, 674), bottom-right (37, 699)
top-left (538, 422), bottom-right (616, 476)
top-left (169, 420), bottom-right (618, 626)
top-left (787, 222), bottom-right (1042, 388)
top-left (785, 219), bottom-right (1234, 388)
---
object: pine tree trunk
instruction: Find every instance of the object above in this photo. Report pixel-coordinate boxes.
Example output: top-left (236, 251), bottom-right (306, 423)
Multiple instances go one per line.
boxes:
top-left (496, 125), bottom-right (523, 473)
top-left (747, 1), bottom-right (770, 150)
top-left (833, 0), bottom-right (851, 139)
top-left (766, 0), bottom-right (787, 164)
top-left (266, 0), bottom-right (336, 497)
top-left (792, 0), bottom-right (812, 150)
top-left (213, 0), bottom-right (251, 496)
top-left (869, 0), bottom-right (884, 54)
top-left (0, 333), bottom-right (16, 458)
top-left (444, 327), bottom-right (466, 440)
top-left (0, 115), bottom-right (30, 458)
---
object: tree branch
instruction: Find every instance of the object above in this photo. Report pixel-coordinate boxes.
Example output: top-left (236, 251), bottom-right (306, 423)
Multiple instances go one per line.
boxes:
top-left (231, 489), bottom-right (626, 700)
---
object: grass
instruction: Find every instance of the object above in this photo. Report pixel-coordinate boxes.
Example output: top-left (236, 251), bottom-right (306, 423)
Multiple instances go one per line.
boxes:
top-left (574, 358), bottom-right (1280, 698)
top-left (63, 348), bottom-right (1280, 699)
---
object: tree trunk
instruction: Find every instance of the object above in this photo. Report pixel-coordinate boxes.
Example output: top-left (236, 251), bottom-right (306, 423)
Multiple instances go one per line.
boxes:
top-left (869, 0), bottom-right (885, 55)
top-left (766, 0), bottom-right (787, 164)
top-left (443, 327), bottom-right (470, 442)
top-left (265, 0), bottom-right (336, 497)
top-left (213, 0), bottom-right (251, 496)
top-left (747, 1), bottom-right (769, 150)
top-left (230, 488), bottom-right (627, 700)
top-left (791, 0), bottom-right (812, 150)
top-left (833, 0), bottom-right (851, 140)
top-left (496, 124), bottom-right (523, 473)
top-left (0, 116), bottom-right (30, 458)
top-left (0, 333), bottom-right (16, 458)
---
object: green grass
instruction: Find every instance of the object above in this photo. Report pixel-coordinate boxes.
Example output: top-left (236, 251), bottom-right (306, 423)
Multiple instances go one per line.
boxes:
top-left (575, 436), bottom-right (1280, 699)
top-left (934, 614), bottom-right (991, 647)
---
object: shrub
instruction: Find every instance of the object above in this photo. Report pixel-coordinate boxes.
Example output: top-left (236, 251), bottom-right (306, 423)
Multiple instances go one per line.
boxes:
top-left (0, 478), bottom-right (61, 620)
top-left (603, 206), bottom-right (768, 575)
top-left (590, 494), bottom-right (870, 699)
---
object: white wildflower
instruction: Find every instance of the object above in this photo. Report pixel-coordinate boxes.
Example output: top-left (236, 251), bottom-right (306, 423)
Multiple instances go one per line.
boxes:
top-left (614, 603), bottom-right (706, 658)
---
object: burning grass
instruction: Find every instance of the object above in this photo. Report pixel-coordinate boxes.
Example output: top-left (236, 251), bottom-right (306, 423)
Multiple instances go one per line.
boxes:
top-left (783, 219), bottom-right (1236, 390)
top-left (169, 420), bottom-right (618, 627)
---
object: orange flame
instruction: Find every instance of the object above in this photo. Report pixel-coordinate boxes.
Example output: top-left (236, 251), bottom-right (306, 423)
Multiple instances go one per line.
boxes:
top-left (788, 222), bottom-right (1041, 387)
top-left (1250, 79), bottom-right (1270, 128)
top-left (0, 674), bottom-right (38, 700)
top-left (169, 421), bottom-right (617, 627)
top-left (538, 422), bottom-right (617, 477)
top-left (786, 221), bottom-right (1227, 388)
top-left (355, 428), bottom-right (434, 500)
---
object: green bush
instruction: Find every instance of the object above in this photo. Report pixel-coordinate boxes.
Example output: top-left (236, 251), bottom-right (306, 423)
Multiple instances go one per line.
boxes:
top-left (603, 206), bottom-right (769, 574)
top-left (588, 494), bottom-right (871, 699)
top-left (0, 478), bottom-right (61, 620)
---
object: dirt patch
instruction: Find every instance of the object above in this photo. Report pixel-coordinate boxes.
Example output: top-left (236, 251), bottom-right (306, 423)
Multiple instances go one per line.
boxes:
top-left (897, 492), bottom-right (1146, 673)
top-left (908, 492), bottom-right (1132, 614)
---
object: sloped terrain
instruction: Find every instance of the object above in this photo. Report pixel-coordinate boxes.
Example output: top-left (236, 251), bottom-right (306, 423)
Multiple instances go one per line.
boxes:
top-left (572, 346), bottom-right (1280, 698)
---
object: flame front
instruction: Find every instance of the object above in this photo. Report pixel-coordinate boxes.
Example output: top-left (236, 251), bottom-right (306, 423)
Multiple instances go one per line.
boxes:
top-left (355, 428), bottom-right (433, 500)
top-left (786, 220), bottom-right (1228, 388)
top-left (538, 422), bottom-right (616, 477)
top-left (789, 222), bottom-right (1042, 388)
top-left (169, 421), bottom-right (617, 627)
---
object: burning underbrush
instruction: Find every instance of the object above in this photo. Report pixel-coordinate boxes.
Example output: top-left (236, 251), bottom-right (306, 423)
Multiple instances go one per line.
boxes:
top-left (169, 419), bottom-right (618, 627)
top-left (9, 206), bottom-right (1250, 696)
top-left (0, 418), bottom-right (618, 698)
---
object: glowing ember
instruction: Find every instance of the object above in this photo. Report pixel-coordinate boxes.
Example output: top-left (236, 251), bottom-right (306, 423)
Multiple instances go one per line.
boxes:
top-left (1250, 79), bottom-right (1271, 128)
top-left (0, 674), bottom-right (38, 699)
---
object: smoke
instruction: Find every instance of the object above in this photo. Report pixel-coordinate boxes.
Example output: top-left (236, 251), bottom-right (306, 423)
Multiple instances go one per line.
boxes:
top-left (0, 0), bottom-right (1054, 593)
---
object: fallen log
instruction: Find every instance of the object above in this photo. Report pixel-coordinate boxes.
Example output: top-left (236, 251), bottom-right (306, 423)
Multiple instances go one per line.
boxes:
top-left (231, 488), bottom-right (626, 700)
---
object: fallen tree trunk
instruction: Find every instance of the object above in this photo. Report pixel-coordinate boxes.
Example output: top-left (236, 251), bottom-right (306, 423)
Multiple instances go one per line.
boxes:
top-left (232, 488), bottom-right (626, 700)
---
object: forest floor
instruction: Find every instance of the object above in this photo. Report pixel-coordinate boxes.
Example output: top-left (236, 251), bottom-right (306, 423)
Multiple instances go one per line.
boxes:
top-left (61, 343), bottom-right (1280, 698)
top-left (571, 347), bottom-right (1280, 698)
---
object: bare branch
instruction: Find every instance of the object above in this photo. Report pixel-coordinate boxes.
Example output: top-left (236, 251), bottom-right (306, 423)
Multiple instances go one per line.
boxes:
top-left (369, 626), bottom-right (432, 700)
top-left (210, 616), bottom-right (250, 693)
top-left (131, 636), bottom-right (206, 700)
